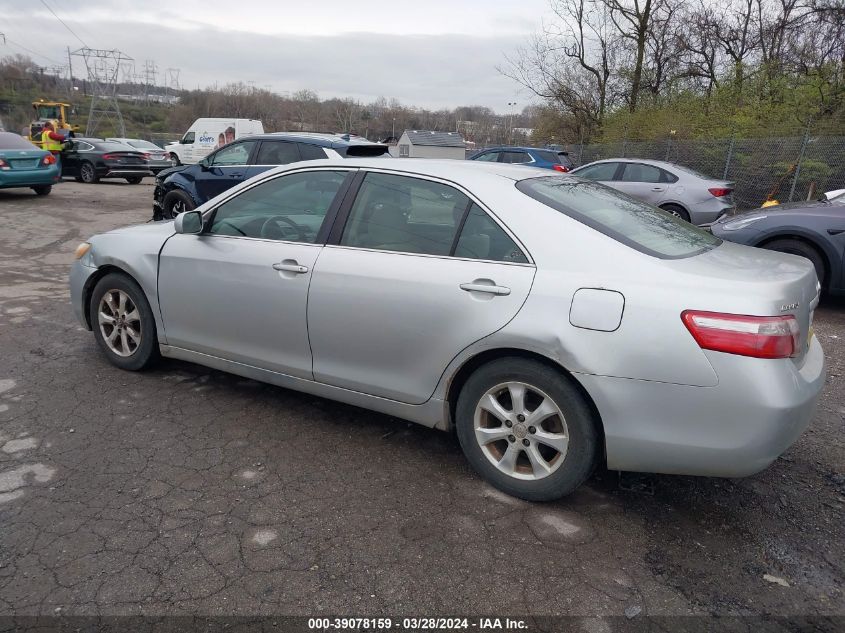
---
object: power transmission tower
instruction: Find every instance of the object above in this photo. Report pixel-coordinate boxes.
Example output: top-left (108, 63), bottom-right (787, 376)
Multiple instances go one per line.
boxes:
top-left (164, 68), bottom-right (181, 104)
top-left (73, 48), bottom-right (132, 137)
top-left (141, 59), bottom-right (158, 105)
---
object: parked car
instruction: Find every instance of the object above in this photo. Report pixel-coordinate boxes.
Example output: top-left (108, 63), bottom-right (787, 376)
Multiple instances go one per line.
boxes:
top-left (61, 138), bottom-right (152, 184)
top-left (152, 132), bottom-right (389, 219)
top-left (164, 118), bottom-right (265, 166)
top-left (105, 138), bottom-right (171, 174)
top-left (823, 188), bottom-right (844, 200)
top-left (469, 146), bottom-right (573, 171)
top-left (0, 131), bottom-right (60, 196)
top-left (71, 160), bottom-right (824, 501)
top-left (570, 158), bottom-right (734, 225)
top-left (711, 191), bottom-right (845, 295)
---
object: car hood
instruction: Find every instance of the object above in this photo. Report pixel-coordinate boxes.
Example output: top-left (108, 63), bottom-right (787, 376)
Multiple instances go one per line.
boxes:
top-left (156, 165), bottom-right (190, 180)
top-left (98, 220), bottom-right (175, 240)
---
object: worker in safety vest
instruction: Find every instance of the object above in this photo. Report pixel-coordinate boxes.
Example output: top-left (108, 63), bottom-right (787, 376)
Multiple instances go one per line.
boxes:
top-left (40, 121), bottom-right (65, 172)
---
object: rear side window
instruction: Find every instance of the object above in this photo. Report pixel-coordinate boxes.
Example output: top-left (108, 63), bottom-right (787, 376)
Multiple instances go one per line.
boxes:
top-left (536, 150), bottom-right (559, 163)
top-left (620, 163), bottom-right (663, 183)
top-left (255, 141), bottom-right (300, 165)
top-left (501, 151), bottom-right (531, 164)
top-left (516, 176), bottom-right (720, 259)
top-left (299, 144), bottom-right (328, 160)
top-left (455, 204), bottom-right (528, 263)
top-left (340, 173), bottom-right (469, 256)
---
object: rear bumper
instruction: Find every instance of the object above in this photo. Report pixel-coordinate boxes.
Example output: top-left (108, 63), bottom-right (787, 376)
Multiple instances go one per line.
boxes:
top-left (0, 166), bottom-right (60, 187)
top-left (575, 335), bottom-right (825, 477)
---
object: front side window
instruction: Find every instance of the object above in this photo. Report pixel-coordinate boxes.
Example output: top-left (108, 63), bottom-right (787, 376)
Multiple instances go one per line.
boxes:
top-left (474, 152), bottom-right (499, 162)
top-left (209, 141), bottom-right (255, 166)
top-left (620, 163), bottom-right (663, 183)
top-left (454, 204), bottom-right (528, 263)
top-left (182, 132), bottom-right (195, 144)
top-left (516, 176), bottom-right (720, 259)
top-left (208, 170), bottom-right (347, 242)
top-left (340, 172), bottom-right (469, 256)
top-left (255, 141), bottom-right (300, 165)
top-left (574, 162), bottom-right (619, 181)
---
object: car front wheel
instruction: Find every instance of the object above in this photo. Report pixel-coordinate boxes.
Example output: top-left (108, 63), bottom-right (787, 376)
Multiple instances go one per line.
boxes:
top-left (162, 190), bottom-right (195, 219)
top-left (89, 273), bottom-right (160, 371)
top-left (456, 358), bottom-right (598, 501)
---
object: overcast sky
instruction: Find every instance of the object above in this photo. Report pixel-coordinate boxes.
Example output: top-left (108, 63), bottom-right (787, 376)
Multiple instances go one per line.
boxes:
top-left (0, 0), bottom-right (550, 112)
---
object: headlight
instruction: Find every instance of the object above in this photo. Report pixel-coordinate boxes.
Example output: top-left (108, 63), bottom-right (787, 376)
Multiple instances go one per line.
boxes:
top-left (721, 215), bottom-right (767, 231)
top-left (74, 242), bottom-right (91, 259)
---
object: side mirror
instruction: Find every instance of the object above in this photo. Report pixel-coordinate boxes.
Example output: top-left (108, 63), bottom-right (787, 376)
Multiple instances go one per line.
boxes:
top-left (199, 158), bottom-right (209, 171)
top-left (174, 210), bottom-right (203, 234)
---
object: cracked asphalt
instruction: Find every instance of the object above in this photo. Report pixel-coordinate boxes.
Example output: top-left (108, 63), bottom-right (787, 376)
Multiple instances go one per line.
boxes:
top-left (0, 181), bottom-right (842, 624)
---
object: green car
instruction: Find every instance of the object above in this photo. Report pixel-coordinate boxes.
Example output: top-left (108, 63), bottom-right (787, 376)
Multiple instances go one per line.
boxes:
top-left (0, 132), bottom-right (61, 196)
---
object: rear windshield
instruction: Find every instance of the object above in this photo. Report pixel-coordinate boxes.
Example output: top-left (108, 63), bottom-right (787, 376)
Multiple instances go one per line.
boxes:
top-left (94, 141), bottom-right (137, 152)
top-left (338, 144), bottom-right (389, 158)
top-left (127, 140), bottom-right (160, 150)
top-left (0, 133), bottom-right (37, 150)
top-left (516, 176), bottom-right (720, 259)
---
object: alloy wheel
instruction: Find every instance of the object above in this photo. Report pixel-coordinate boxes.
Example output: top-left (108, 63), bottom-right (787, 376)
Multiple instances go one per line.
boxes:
top-left (97, 289), bottom-right (142, 357)
top-left (81, 163), bottom-right (95, 183)
top-left (169, 199), bottom-right (186, 218)
top-left (473, 381), bottom-right (569, 481)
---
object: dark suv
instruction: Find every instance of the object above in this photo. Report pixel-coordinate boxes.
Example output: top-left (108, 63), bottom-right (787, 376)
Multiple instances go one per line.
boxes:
top-left (152, 133), bottom-right (388, 219)
top-left (468, 146), bottom-right (574, 172)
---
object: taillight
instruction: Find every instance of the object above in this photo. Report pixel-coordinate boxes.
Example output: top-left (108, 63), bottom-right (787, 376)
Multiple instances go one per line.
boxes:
top-left (708, 187), bottom-right (733, 197)
top-left (0, 158), bottom-right (8, 170)
top-left (553, 164), bottom-right (569, 172)
top-left (142, 153), bottom-right (151, 159)
top-left (682, 310), bottom-right (799, 359)
top-left (42, 154), bottom-right (56, 165)
top-left (102, 153), bottom-right (117, 160)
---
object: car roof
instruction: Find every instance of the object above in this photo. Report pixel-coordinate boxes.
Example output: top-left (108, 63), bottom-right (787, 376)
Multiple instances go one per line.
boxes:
top-left (260, 157), bottom-right (557, 185)
top-left (479, 146), bottom-right (565, 153)
top-left (240, 132), bottom-right (384, 149)
top-left (580, 157), bottom-right (680, 170)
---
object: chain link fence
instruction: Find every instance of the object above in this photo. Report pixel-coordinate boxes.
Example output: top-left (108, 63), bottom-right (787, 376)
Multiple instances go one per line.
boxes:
top-left (564, 130), bottom-right (845, 211)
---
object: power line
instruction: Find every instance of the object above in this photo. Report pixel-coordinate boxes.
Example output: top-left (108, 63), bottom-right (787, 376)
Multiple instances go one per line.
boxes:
top-left (2, 37), bottom-right (65, 66)
top-left (39, 0), bottom-right (88, 48)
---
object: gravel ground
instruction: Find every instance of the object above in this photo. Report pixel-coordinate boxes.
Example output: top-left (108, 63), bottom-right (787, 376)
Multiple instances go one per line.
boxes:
top-left (0, 180), bottom-right (842, 629)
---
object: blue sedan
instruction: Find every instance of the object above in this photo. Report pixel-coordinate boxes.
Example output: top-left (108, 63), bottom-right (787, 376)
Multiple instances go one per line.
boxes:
top-left (0, 132), bottom-right (61, 196)
top-left (468, 146), bottom-right (574, 171)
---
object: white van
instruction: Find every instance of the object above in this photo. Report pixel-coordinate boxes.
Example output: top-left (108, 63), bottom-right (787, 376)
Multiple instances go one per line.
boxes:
top-left (164, 118), bottom-right (264, 165)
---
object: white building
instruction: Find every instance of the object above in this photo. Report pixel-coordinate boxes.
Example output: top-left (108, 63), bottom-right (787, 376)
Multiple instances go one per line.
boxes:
top-left (392, 130), bottom-right (465, 159)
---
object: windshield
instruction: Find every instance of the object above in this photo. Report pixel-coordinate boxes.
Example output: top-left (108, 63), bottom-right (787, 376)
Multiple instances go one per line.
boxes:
top-left (0, 133), bottom-right (38, 150)
top-left (516, 176), bottom-right (721, 259)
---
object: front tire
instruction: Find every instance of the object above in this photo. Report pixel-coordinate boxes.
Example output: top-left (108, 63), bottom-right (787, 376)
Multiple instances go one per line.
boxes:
top-left (32, 185), bottom-right (52, 196)
top-left (169, 153), bottom-right (181, 166)
top-left (162, 190), bottom-right (195, 219)
top-left (456, 358), bottom-right (598, 502)
top-left (763, 238), bottom-right (826, 289)
top-left (79, 161), bottom-right (98, 184)
top-left (89, 273), bottom-right (160, 371)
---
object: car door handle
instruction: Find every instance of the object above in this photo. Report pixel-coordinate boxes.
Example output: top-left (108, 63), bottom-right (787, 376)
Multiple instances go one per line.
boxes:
top-left (460, 282), bottom-right (511, 296)
top-left (651, 186), bottom-right (666, 191)
top-left (272, 262), bottom-right (309, 274)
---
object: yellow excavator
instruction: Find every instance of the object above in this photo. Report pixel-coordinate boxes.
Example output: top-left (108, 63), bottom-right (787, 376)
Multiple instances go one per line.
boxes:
top-left (27, 100), bottom-right (79, 148)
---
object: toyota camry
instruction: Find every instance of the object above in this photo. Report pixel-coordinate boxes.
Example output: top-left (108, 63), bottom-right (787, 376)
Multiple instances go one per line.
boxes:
top-left (69, 159), bottom-right (825, 501)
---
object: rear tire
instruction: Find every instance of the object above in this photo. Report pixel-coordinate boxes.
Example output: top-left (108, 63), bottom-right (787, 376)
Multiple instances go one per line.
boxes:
top-left (763, 238), bottom-right (826, 289)
top-left (126, 176), bottom-right (143, 184)
top-left (89, 273), bottom-right (159, 371)
top-left (32, 185), bottom-right (52, 196)
top-left (79, 161), bottom-right (98, 184)
top-left (456, 358), bottom-right (598, 501)
top-left (660, 203), bottom-right (691, 223)
top-left (163, 190), bottom-right (196, 219)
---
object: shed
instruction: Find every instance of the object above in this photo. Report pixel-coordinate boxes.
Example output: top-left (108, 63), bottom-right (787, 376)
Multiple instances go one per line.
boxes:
top-left (392, 130), bottom-right (465, 160)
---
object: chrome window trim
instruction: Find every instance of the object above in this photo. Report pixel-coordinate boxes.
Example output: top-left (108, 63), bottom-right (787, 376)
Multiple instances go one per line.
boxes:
top-left (321, 243), bottom-right (536, 268)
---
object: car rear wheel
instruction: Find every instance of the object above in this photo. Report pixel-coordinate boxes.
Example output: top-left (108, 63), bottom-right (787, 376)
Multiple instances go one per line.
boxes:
top-left (660, 203), bottom-right (691, 223)
top-left (126, 176), bottom-right (143, 185)
top-left (163, 190), bottom-right (195, 219)
top-left (79, 161), bottom-right (98, 184)
top-left (89, 273), bottom-right (160, 371)
top-left (32, 185), bottom-right (52, 196)
top-left (763, 238), bottom-right (826, 289)
top-left (456, 358), bottom-right (598, 501)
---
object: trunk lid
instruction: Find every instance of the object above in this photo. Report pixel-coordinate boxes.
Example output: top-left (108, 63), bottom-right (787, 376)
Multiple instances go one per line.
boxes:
top-left (663, 241), bottom-right (819, 362)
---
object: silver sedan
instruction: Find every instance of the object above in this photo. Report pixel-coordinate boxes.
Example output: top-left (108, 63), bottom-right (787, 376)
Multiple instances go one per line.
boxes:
top-left (69, 159), bottom-right (824, 501)
top-left (570, 158), bottom-right (735, 225)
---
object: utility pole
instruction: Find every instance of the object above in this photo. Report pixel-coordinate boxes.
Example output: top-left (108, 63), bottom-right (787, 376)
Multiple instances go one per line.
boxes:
top-left (508, 101), bottom-right (517, 145)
